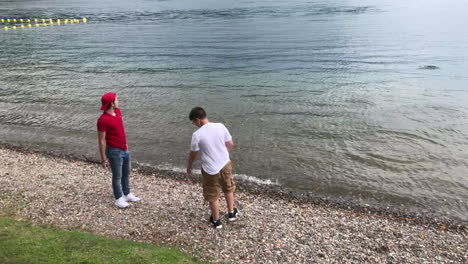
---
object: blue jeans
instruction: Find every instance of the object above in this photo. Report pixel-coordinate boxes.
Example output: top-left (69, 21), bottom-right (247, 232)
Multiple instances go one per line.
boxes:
top-left (106, 147), bottom-right (131, 200)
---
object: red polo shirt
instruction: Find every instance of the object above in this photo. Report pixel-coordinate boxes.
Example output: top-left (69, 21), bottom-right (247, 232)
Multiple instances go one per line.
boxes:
top-left (97, 108), bottom-right (128, 150)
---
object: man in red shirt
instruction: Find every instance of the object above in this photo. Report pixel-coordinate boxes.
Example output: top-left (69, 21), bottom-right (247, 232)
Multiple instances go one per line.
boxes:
top-left (97, 92), bottom-right (140, 208)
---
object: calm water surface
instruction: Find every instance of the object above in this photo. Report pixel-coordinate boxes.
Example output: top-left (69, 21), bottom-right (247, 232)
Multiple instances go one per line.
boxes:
top-left (1, 0), bottom-right (468, 222)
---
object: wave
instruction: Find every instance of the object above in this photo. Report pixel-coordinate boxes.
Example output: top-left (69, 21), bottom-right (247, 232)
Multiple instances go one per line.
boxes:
top-left (243, 110), bottom-right (334, 118)
top-left (137, 162), bottom-right (278, 186)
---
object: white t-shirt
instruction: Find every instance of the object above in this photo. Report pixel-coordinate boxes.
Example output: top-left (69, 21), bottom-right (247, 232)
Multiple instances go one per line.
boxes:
top-left (191, 122), bottom-right (232, 175)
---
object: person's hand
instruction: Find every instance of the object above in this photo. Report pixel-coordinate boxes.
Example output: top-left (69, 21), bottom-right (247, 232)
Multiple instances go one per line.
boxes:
top-left (102, 160), bottom-right (109, 169)
top-left (186, 167), bottom-right (192, 175)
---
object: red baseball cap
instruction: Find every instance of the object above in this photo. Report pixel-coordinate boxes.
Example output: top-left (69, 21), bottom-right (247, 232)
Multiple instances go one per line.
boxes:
top-left (100, 92), bottom-right (116, 110)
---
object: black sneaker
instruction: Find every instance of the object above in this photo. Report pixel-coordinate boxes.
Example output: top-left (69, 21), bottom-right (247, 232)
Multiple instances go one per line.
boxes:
top-left (228, 208), bottom-right (239, 221)
top-left (209, 216), bottom-right (222, 229)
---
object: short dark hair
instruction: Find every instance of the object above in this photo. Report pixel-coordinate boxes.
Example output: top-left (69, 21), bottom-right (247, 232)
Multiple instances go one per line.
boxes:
top-left (189, 107), bottom-right (206, 121)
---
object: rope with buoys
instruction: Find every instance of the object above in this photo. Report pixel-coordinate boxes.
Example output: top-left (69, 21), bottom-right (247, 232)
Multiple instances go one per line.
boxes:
top-left (2, 17), bottom-right (87, 31)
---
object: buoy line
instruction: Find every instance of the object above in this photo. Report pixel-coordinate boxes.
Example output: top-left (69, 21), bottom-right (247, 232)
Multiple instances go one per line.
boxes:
top-left (2, 17), bottom-right (87, 31)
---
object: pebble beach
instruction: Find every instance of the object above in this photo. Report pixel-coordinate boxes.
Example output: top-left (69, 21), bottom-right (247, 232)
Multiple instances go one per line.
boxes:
top-left (0, 145), bottom-right (466, 263)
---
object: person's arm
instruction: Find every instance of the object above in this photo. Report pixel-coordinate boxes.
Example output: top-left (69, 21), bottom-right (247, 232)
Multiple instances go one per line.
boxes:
top-left (187, 151), bottom-right (198, 174)
top-left (98, 131), bottom-right (109, 169)
top-left (225, 140), bottom-right (234, 152)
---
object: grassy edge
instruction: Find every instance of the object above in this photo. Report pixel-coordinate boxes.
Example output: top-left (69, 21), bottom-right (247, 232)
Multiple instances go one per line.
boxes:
top-left (0, 216), bottom-right (207, 264)
top-left (0, 195), bottom-right (207, 264)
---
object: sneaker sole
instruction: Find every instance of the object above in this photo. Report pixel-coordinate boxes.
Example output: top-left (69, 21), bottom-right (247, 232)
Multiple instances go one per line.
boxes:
top-left (228, 212), bottom-right (239, 221)
top-left (215, 225), bottom-right (222, 229)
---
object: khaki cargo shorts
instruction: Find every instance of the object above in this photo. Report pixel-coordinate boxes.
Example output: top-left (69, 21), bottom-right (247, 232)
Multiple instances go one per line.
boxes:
top-left (201, 161), bottom-right (236, 201)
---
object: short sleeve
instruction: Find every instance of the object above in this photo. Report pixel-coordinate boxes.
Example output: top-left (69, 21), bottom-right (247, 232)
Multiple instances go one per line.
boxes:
top-left (191, 134), bottom-right (200, 152)
top-left (223, 125), bottom-right (232, 142)
top-left (97, 118), bottom-right (107, 132)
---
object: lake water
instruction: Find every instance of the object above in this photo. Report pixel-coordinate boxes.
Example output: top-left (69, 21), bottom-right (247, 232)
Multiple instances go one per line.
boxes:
top-left (1, 0), bottom-right (467, 223)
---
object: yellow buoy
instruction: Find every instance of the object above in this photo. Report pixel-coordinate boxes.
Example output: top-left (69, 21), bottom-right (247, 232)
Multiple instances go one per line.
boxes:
top-left (7, 19), bottom-right (10, 22)
top-left (27, 19), bottom-right (31, 22)
top-left (12, 25), bottom-right (16, 29)
top-left (28, 24), bottom-right (32, 28)
top-left (83, 17), bottom-right (87, 23)
top-left (35, 24), bottom-right (40, 27)
top-left (4, 26), bottom-right (8, 31)
top-left (70, 20), bottom-right (74, 24)
top-left (13, 18), bottom-right (16, 22)
top-left (21, 24), bottom-right (25, 28)
top-left (1, 19), bottom-right (4, 22)
top-left (64, 19), bottom-right (68, 24)
top-left (42, 18), bottom-right (46, 23)
top-left (20, 18), bottom-right (24, 22)
top-left (49, 18), bottom-right (54, 24)
top-left (34, 18), bottom-right (38, 22)
top-left (43, 23), bottom-right (47, 27)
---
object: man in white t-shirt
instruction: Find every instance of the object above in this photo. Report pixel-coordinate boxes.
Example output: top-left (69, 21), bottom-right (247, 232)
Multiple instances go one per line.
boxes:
top-left (187, 106), bottom-right (238, 229)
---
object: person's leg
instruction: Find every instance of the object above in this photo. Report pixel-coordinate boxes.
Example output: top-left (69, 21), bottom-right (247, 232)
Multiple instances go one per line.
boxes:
top-left (106, 148), bottom-right (123, 199)
top-left (202, 169), bottom-right (221, 221)
top-left (209, 199), bottom-right (220, 221)
top-left (220, 161), bottom-right (236, 211)
top-left (224, 192), bottom-right (234, 212)
top-left (121, 150), bottom-right (131, 196)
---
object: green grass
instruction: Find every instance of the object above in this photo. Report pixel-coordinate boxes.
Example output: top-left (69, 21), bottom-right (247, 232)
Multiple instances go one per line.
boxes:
top-left (0, 217), bottom-right (206, 264)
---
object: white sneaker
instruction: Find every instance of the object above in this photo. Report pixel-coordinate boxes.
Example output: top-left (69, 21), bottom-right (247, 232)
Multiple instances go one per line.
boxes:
top-left (124, 193), bottom-right (140, 202)
top-left (115, 197), bottom-right (130, 208)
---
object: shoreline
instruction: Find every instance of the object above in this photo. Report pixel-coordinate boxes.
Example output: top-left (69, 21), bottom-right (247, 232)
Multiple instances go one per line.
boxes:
top-left (2, 143), bottom-right (466, 231)
top-left (1, 143), bottom-right (467, 262)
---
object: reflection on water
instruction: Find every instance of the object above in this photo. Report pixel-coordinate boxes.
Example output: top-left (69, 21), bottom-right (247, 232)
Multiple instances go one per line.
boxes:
top-left (1, 0), bottom-right (468, 223)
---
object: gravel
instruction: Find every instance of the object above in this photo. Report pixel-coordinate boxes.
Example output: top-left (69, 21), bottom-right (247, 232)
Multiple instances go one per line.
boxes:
top-left (0, 146), bottom-right (466, 263)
